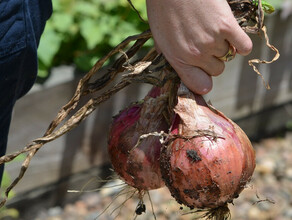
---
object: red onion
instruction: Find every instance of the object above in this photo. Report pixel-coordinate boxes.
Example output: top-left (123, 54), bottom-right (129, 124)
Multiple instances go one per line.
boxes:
top-left (160, 84), bottom-right (256, 210)
top-left (108, 86), bottom-right (169, 190)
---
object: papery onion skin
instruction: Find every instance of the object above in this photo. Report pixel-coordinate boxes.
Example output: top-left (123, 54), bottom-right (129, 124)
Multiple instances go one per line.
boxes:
top-left (108, 86), bottom-right (168, 190)
top-left (160, 85), bottom-right (256, 209)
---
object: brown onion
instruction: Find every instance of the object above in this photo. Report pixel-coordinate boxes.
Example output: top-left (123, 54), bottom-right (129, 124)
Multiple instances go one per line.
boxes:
top-left (160, 84), bottom-right (256, 210)
top-left (108, 86), bottom-right (169, 190)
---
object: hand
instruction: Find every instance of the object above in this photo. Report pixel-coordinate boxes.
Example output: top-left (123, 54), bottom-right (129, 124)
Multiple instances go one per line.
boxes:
top-left (146, 0), bottom-right (253, 94)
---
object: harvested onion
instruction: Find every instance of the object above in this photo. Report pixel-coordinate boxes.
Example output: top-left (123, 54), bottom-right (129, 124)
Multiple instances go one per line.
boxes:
top-left (160, 84), bottom-right (256, 210)
top-left (108, 86), bottom-right (169, 190)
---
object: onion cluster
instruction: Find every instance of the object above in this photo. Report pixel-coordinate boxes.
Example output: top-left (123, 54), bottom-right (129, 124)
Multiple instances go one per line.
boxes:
top-left (108, 82), bottom-right (256, 215)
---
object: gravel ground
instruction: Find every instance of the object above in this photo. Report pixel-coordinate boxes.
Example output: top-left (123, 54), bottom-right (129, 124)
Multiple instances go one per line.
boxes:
top-left (33, 132), bottom-right (292, 220)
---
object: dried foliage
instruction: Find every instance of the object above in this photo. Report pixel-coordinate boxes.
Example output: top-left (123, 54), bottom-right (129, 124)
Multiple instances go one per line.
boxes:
top-left (0, 0), bottom-right (279, 208)
top-left (0, 30), bottom-right (168, 207)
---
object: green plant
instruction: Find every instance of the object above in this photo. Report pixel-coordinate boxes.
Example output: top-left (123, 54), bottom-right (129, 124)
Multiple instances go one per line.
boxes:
top-left (286, 120), bottom-right (292, 131)
top-left (252, 0), bottom-right (275, 13)
top-left (0, 155), bottom-right (25, 219)
top-left (37, 0), bottom-right (152, 82)
top-left (1, 172), bottom-right (15, 199)
top-left (265, 0), bottom-right (285, 10)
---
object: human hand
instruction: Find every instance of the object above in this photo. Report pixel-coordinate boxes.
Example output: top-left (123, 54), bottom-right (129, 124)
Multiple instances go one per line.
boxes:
top-left (146, 0), bottom-right (253, 94)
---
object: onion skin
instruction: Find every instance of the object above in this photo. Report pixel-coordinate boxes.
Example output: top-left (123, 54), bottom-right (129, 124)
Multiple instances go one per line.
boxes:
top-left (108, 86), bottom-right (168, 190)
top-left (160, 84), bottom-right (256, 209)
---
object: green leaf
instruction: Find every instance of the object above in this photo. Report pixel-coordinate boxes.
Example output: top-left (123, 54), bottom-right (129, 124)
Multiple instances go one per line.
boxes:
top-left (286, 120), bottom-right (292, 131)
top-left (120, 0), bottom-right (148, 20)
top-left (37, 68), bottom-right (49, 79)
top-left (1, 171), bottom-right (11, 189)
top-left (37, 0), bottom-right (151, 82)
top-left (79, 18), bottom-right (106, 49)
top-left (38, 27), bottom-right (63, 67)
top-left (252, 0), bottom-right (275, 13)
top-left (1, 172), bottom-right (15, 199)
top-left (74, 54), bottom-right (100, 71)
top-left (51, 13), bottom-right (74, 32)
top-left (13, 154), bottom-right (26, 162)
top-left (264, 0), bottom-right (284, 10)
top-left (0, 207), bottom-right (19, 219)
top-left (96, 0), bottom-right (125, 11)
top-left (109, 21), bottom-right (139, 46)
top-left (51, 0), bottom-right (61, 11)
top-left (73, 1), bottom-right (100, 18)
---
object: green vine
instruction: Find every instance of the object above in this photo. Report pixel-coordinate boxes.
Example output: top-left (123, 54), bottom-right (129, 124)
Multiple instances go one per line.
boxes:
top-left (252, 0), bottom-right (275, 14)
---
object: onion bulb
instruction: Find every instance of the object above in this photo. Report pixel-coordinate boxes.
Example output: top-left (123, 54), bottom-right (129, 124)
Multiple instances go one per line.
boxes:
top-left (160, 84), bottom-right (256, 211)
top-left (108, 86), bottom-right (169, 190)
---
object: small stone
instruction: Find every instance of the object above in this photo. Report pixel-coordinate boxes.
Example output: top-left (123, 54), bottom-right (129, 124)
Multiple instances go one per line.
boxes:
top-left (81, 193), bottom-right (101, 208)
top-left (85, 211), bottom-right (101, 220)
top-left (248, 206), bottom-right (261, 219)
top-left (285, 168), bottom-right (292, 180)
top-left (48, 207), bottom-right (62, 217)
top-left (256, 159), bottom-right (276, 174)
top-left (100, 179), bottom-right (125, 196)
top-left (284, 209), bottom-right (292, 219)
top-left (75, 201), bottom-right (88, 215)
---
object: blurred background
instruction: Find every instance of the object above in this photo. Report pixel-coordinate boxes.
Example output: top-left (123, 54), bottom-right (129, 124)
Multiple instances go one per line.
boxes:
top-left (1, 0), bottom-right (292, 219)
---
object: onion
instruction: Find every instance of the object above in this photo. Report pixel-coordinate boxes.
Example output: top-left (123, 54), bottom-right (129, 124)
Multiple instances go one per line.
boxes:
top-left (160, 84), bottom-right (256, 212)
top-left (108, 86), bottom-right (169, 190)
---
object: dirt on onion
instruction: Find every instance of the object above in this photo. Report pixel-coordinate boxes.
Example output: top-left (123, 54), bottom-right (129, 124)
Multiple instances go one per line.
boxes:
top-left (160, 83), bottom-right (256, 219)
top-left (107, 79), bottom-right (177, 191)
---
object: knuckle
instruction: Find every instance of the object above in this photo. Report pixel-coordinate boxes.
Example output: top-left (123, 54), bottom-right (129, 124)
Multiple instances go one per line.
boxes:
top-left (203, 37), bottom-right (217, 49)
top-left (187, 43), bottom-right (203, 59)
top-left (218, 16), bottom-right (233, 34)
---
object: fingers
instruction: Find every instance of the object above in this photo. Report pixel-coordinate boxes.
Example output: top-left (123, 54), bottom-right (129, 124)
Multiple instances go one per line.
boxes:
top-left (200, 56), bottom-right (225, 77)
top-left (223, 19), bottom-right (253, 56)
top-left (171, 62), bottom-right (213, 95)
top-left (146, 0), bottom-right (253, 95)
top-left (212, 40), bottom-right (230, 58)
top-left (217, 0), bottom-right (253, 56)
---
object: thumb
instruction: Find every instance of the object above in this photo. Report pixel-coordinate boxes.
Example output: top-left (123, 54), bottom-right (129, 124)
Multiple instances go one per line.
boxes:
top-left (153, 39), bottom-right (162, 54)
